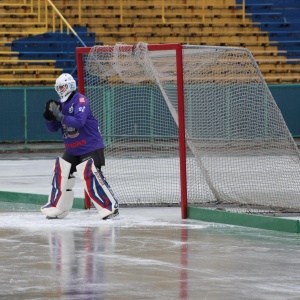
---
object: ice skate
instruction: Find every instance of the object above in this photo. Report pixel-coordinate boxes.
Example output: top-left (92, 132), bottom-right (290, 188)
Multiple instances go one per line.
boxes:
top-left (102, 209), bottom-right (119, 220)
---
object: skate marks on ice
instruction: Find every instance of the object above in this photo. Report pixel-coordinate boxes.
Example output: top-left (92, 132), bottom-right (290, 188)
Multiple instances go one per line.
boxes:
top-left (1, 206), bottom-right (300, 299)
top-left (0, 205), bottom-right (205, 230)
top-left (0, 206), bottom-right (206, 300)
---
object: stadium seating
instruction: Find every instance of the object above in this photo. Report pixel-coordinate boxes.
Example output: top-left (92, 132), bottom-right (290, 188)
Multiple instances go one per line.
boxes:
top-left (0, 0), bottom-right (300, 85)
top-left (244, 0), bottom-right (300, 57)
top-left (8, 28), bottom-right (96, 73)
top-left (0, 1), bottom-right (97, 85)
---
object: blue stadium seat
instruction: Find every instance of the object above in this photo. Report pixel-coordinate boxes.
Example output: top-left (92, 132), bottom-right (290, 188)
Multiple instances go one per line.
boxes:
top-left (8, 26), bottom-right (97, 74)
top-left (243, 0), bottom-right (300, 58)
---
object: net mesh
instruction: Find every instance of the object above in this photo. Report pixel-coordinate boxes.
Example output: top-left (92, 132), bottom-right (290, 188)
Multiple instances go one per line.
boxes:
top-left (82, 42), bottom-right (300, 213)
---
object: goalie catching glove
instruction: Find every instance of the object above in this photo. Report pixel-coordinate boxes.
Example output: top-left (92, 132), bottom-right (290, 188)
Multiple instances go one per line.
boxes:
top-left (43, 99), bottom-right (63, 122)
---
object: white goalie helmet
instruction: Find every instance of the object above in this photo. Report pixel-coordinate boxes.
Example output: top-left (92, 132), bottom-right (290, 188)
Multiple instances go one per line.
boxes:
top-left (55, 73), bottom-right (76, 102)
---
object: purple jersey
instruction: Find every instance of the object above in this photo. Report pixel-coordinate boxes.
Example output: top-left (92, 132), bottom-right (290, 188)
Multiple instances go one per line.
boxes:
top-left (46, 92), bottom-right (104, 156)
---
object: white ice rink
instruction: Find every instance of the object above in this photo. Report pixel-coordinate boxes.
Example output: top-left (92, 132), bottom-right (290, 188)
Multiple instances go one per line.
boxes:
top-left (1, 153), bottom-right (300, 299)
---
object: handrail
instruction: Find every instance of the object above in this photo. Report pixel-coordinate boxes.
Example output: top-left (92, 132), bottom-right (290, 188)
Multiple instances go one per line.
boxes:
top-left (120, 0), bottom-right (123, 23)
top-left (21, 0), bottom-right (86, 47)
top-left (45, 0), bottom-right (87, 47)
top-left (34, 0), bottom-right (247, 37)
top-left (162, 0), bottom-right (166, 23)
top-left (242, 0), bottom-right (245, 23)
top-left (75, 0), bottom-right (246, 25)
top-left (29, 0), bottom-right (34, 14)
top-left (161, 0), bottom-right (246, 24)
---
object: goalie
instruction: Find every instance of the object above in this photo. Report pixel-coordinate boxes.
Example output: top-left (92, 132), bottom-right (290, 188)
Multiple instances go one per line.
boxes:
top-left (41, 73), bottom-right (119, 220)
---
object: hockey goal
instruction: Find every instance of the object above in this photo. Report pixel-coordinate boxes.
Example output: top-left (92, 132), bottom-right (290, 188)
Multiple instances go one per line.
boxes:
top-left (76, 43), bottom-right (300, 230)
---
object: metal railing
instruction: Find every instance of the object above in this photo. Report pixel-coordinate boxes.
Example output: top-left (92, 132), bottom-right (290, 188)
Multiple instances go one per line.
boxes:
top-left (161, 0), bottom-right (246, 24)
top-left (28, 0), bottom-right (246, 32)
top-left (23, 0), bottom-right (87, 47)
top-left (76, 0), bottom-right (246, 24)
top-left (46, 0), bottom-right (87, 46)
top-left (169, 0), bottom-right (246, 24)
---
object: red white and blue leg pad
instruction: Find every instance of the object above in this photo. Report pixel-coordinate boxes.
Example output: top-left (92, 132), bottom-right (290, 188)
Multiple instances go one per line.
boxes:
top-left (41, 157), bottom-right (75, 219)
top-left (76, 158), bottom-right (119, 219)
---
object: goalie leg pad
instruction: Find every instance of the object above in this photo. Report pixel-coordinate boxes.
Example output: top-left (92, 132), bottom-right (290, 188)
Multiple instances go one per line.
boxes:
top-left (76, 158), bottom-right (119, 219)
top-left (41, 157), bottom-right (75, 219)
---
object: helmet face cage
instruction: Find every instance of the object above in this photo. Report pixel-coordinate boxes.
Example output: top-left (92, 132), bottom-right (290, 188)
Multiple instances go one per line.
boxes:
top-left (55, 73), bottom-right (76, 102)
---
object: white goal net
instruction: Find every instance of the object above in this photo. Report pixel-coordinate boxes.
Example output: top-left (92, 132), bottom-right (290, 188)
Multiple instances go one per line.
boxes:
top-left (78, 42), bottom-right (300, 213)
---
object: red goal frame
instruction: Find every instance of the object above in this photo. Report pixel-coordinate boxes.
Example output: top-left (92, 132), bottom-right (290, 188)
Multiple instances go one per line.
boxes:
top-left (76, 44), bottom-right (188, 218)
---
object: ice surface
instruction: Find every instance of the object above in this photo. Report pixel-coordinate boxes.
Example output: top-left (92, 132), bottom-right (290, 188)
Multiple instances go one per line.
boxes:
top-left (1, 158), bottom-right (300, 300)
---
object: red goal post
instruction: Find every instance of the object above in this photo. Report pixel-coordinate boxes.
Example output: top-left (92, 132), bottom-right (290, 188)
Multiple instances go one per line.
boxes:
top-left (76, 44), bottom-right (189, 218)
top-left (76, 42), bottom-right (300, 232)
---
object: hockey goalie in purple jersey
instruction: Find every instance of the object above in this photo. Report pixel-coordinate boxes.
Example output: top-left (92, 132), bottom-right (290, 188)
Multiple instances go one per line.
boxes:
top-left (41, 73), bottom-right (119, 220)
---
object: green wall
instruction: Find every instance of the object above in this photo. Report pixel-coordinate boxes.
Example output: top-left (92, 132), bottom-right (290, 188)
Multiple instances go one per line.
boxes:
top-left (0, 87), bottom-right (61, 142)
top-left (0, 85), bottom-right (299, 143)
top-left (268, 84), bottom-right (300, 137)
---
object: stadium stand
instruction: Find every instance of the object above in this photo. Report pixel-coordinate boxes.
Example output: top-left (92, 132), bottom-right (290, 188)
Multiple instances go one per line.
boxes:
top-left (0, 0), bottom-right (299, 85)
top-left (243, 0), bottom-right (300, 82)
top-left (8, 28), bottom-right (96, 72)
top-left (246, 0), bottom-right (300, 59)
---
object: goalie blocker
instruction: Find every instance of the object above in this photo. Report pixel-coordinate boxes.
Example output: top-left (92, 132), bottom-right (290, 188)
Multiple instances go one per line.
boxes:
top-left (41, 157), bottom-right (119, 220)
